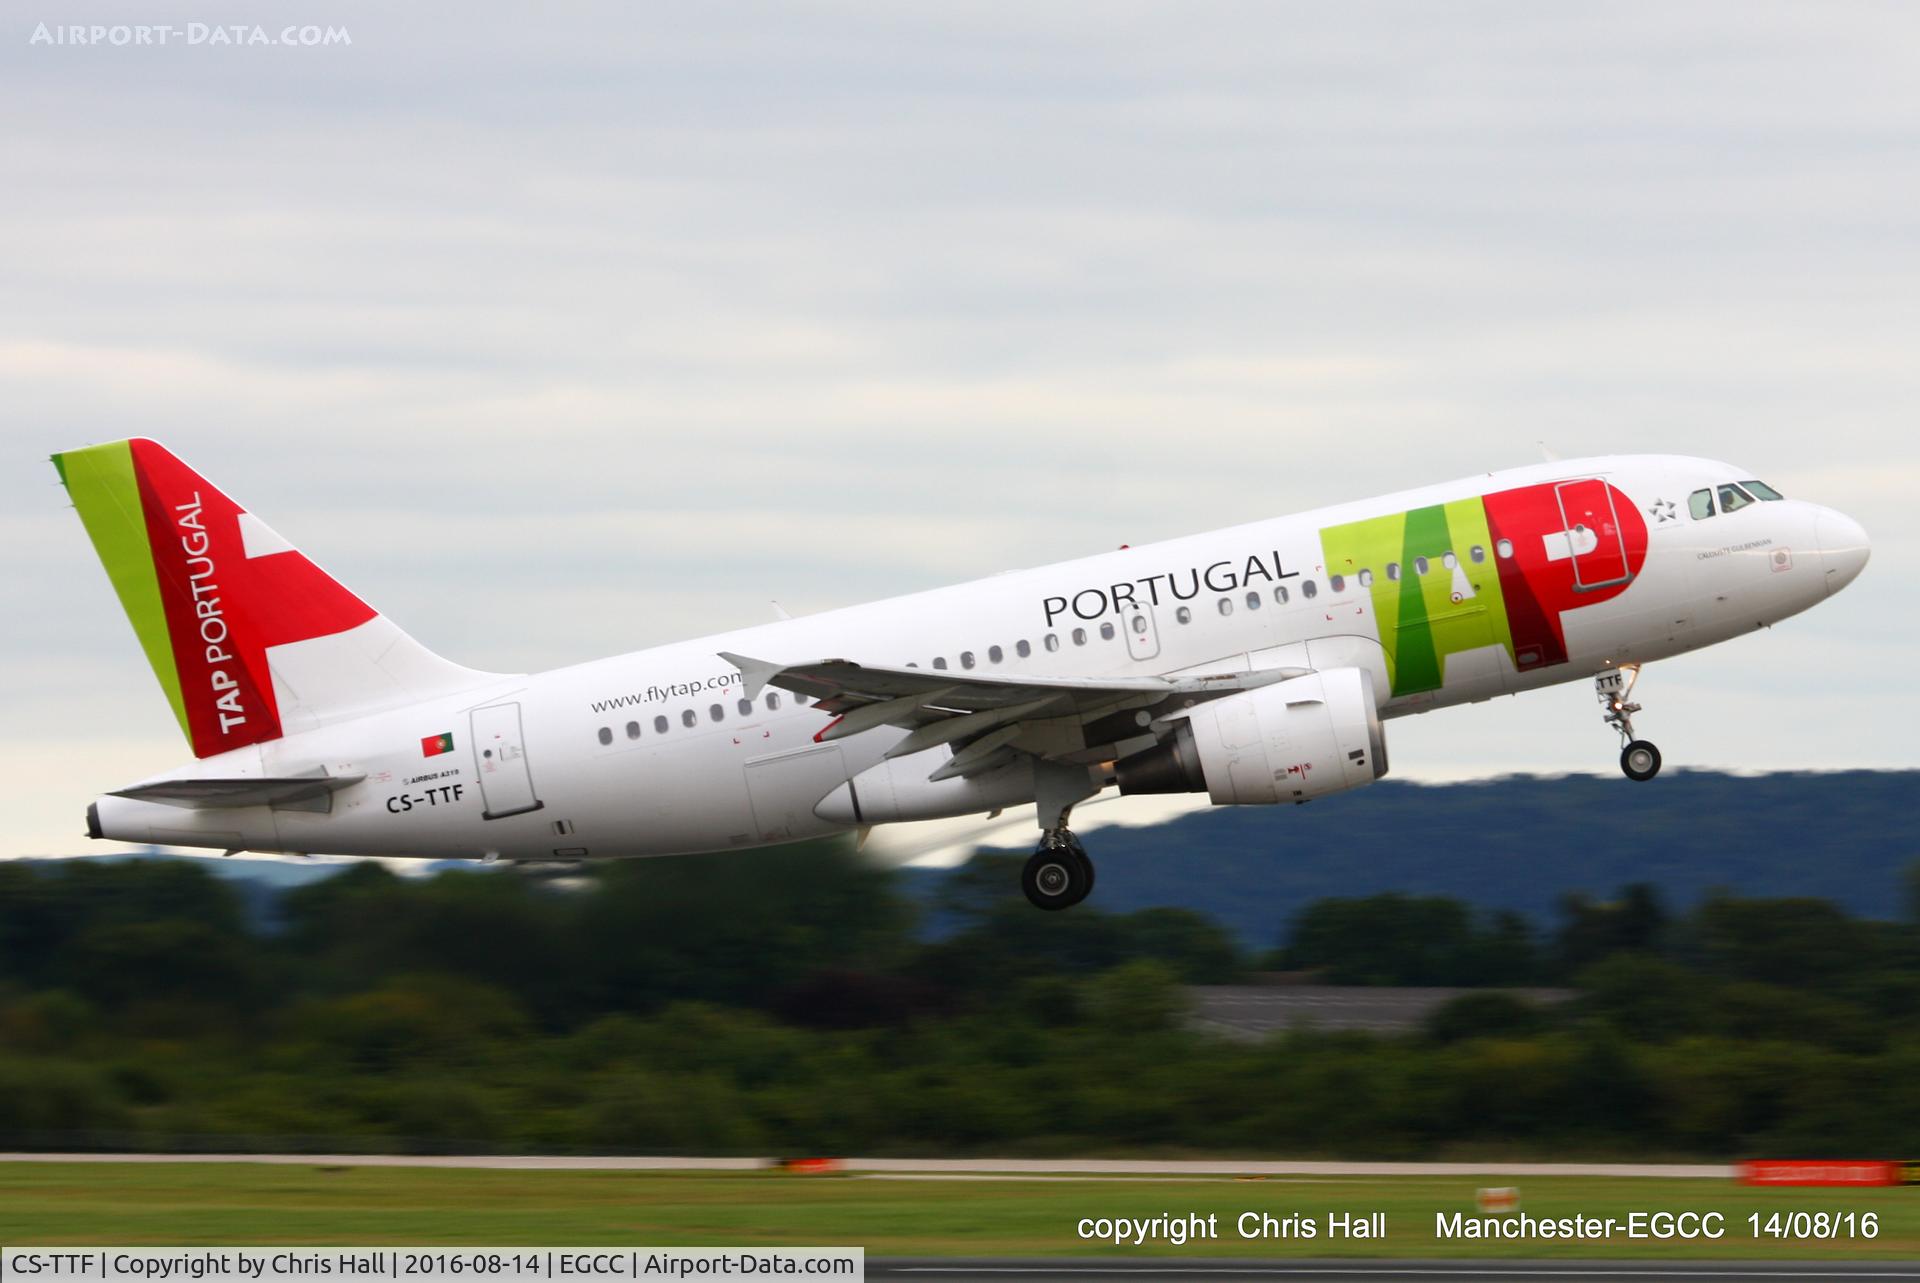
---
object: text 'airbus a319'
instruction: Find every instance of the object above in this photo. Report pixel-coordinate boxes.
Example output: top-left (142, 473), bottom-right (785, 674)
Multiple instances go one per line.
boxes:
top-left (56, 440), bottom-right (1868, 909)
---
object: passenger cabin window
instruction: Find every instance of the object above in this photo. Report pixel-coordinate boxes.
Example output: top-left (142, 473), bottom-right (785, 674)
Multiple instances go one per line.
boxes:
top-left (1302, 579), bottom-right (1317, 599)
top-left (1328, 574), bottom-right (1345, 593)
top-left (765, 693), bottom-right (781, 711)
top-left (1099, 622), bottom-right (1115, 640)
top-left (1016, 639), bottom-right (1032, 658)
top-left (737, 698), bottom-right (753, 717)
top-left (1743, 479), bottom-right (1785, 501)
top-left (1387, 562), bottom-right (1401, 581)
top-left (1044, 634), bottom-right (1060, 652)
top-left (1245, 590), bottom-right (1262, 609)
top-left (1442, 551), bottom-right (1457, 569)
top-left (1217, 597), bottom-right (1234, 616)
top-left (1718, 483), bottom-right (1756, 514)
top-left (654, 715), bottom-right (670, 734)
top-left (1414, 556), bottom-right (1430, 576)
top-left (1176, 606), bottom-right (1193, 624)
top-left (960, 651), bottom-right (976, 669)
top-left (1357, 569), bottom-right (1373, 587)
top-left (709, 703), bottom-right (724, 722)
top-left (1496, 538), bottom-right (1514, 559)
top-left (1470, 545), bottom-right (1486, 563)
top-left (1072, 627), bottom-right (1088, 645)
top-left (932, 656), bottom-right (948, 669)
top-left (988, 645), bottom-right (1003, 663)
top-left (1273, 585), bottom-right (1289, 604)
top-left (626, 721), bottom-right (641, 740)
top-left (597, 726), bottom-right (612, 746)
top-left (681, 709), bottom-right (697, 728)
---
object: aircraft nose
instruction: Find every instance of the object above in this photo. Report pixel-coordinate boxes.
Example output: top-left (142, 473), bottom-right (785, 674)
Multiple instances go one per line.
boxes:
top-left (1815, 508), bottom-right (1870, 597)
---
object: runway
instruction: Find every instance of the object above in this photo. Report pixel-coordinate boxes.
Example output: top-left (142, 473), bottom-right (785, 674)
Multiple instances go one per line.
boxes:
top-left (869, 1261), bottom-right (1920, 1282)
top-left (0, 1154), bottom-right (1737, 1178)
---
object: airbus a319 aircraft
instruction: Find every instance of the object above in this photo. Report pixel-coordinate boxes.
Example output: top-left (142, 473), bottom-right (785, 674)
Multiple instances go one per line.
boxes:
top-left (56, 440), bottom-right (1868, 909)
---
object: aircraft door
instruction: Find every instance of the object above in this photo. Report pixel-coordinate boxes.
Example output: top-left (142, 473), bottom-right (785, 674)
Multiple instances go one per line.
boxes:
top-left (1124, 602), bottom-right (1161, 661)
top-left (471, 702), bottom-right (544, 820)
top-left (1553, 479), bottom-right (1633, 592)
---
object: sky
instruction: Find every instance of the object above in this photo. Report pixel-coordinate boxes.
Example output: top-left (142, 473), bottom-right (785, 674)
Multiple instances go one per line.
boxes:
top-left (2, 2), bottom-right (1915, 859)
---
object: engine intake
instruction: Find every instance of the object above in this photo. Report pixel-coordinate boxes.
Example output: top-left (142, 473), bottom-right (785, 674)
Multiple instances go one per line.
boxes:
top-left (1116, 667), bottom-right (1387, 804)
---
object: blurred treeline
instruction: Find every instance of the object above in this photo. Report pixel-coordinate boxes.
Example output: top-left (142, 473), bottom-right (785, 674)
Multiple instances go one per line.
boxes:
top-left (3, 847), bottom-right (1920, 1158)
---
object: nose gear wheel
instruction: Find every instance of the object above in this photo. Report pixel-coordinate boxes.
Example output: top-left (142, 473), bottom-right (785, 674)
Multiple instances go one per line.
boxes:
top-left (1596, 665), bottom-right (1662, 781)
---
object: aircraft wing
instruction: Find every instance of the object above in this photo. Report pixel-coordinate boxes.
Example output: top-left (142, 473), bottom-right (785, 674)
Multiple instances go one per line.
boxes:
top-left (719, 652), bottom-right (1306, 778)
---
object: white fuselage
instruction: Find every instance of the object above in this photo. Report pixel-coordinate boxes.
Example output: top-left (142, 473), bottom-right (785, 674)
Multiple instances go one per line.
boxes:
top-left (91, 454), bottom-right (1868, 861)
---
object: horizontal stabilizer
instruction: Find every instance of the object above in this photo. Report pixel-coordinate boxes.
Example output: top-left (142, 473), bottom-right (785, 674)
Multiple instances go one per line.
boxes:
top-left (110, 773), bottom-right (365, 810)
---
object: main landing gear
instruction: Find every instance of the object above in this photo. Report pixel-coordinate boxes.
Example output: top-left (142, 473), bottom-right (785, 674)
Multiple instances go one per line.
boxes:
top-left (1597, 664), bottom-right (1662, 782)
top-left (1022, 828), bottom-right (1095, 911)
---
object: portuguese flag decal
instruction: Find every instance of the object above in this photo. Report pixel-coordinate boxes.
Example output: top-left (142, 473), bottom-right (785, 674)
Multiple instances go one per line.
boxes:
top-left (421, 731), bottom-right (455, 757)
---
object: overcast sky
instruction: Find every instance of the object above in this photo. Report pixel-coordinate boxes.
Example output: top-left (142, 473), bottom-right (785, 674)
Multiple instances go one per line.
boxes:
top-left (3, 2), bottom-right (1914, 858)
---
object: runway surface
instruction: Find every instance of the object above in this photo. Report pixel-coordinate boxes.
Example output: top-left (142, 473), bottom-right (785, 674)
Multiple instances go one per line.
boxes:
top-left (0, 1154), bottom-right (1737, 1178)
top-left (869, 1261), bottom-right (1920, 1282)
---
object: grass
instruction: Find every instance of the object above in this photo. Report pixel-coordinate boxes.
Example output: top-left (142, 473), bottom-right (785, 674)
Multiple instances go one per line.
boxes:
top-left (1, 1163), bottom-right (1915, 1258)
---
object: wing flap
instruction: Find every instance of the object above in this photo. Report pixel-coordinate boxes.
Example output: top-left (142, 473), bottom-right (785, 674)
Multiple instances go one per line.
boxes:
top-left (926, 726), bottom-right (1024, 781)
top-left (880, 695), bottom-right (1064, 760)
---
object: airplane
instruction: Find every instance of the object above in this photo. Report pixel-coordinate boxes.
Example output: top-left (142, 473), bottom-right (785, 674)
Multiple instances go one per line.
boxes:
top-left (55, 439), bottom-right (1869, 910)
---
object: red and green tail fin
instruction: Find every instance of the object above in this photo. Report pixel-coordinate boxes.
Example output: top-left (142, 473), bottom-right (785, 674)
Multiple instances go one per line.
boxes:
top-left (54, 438), bottom-right (491, 758)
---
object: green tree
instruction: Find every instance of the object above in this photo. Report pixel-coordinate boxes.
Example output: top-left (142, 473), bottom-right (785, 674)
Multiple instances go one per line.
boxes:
top-left (1687, 894), bottom-right (1875, 987)
top-left (1554, 883), bottom-right (1668, 975)
top-left (1278, 892), bottom-right (1535, 984)
top-left (1424, 991), bottom-right (1550, 1044)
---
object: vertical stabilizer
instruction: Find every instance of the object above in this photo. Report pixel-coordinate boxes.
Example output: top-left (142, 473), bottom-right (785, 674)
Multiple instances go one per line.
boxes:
top-left (54, 438), bottom-right (501, 758)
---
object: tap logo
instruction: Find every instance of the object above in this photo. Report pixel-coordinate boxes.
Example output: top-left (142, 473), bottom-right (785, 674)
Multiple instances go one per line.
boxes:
top-left (52, 438), bottom-right (377, 758)
top-left (1320, 478), bottom-right (1649, 697)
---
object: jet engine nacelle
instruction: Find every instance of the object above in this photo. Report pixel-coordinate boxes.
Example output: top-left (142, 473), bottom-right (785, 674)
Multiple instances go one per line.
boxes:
top-left (1116, 667), bottom-right (1387, 805)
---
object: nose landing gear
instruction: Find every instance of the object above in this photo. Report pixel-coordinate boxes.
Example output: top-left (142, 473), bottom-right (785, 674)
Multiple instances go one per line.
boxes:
top-left (1022, 828), bottom-right (1094, 911)
top-left (1597, 665), bottom-right (1662, 782)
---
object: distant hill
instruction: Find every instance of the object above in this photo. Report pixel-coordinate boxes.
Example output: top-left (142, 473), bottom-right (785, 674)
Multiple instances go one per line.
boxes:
top-left (925, 770), bottom-right (1920, 947)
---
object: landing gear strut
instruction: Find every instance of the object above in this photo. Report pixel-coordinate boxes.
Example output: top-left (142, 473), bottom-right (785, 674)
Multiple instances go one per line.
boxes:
top-left (1596, 665), bottom-right (1662, 782)
top-left (1022, 764), bottom-right (1101, 910)
top-left (1022, 828), bottom-right (1094, 911)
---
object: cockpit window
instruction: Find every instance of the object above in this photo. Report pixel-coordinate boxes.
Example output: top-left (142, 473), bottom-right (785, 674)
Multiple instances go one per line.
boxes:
top-left (1689, 489), bottom-right (1715, 520)
top-left (1717, 483), bottom-right (1756, 514)
top-left (1742, 480), bottom-right (1784, 501)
